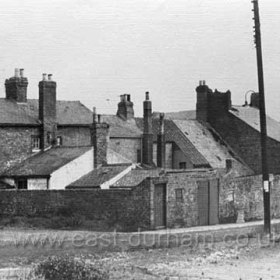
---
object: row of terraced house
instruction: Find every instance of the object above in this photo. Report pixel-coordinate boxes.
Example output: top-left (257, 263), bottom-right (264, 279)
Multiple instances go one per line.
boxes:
top-left (0, 68), bottom-right (280, 231)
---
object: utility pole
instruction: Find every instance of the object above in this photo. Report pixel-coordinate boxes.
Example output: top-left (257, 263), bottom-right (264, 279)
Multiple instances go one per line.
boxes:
top-left (252, 0), bottom-right (271, 234)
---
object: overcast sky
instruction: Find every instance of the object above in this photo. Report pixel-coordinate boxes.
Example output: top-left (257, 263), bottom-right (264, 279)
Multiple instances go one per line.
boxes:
top-left (0, 0), bottom-right (279, 119)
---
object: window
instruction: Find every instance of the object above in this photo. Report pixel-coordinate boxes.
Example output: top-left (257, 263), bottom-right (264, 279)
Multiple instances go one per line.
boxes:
top-left (47, 132), bottom-right (51, 144)
top-left (57, 136), bottom-right (63, 146)
top-left (137, 149), bottom-right (141, 163)
top-left (31, 136), bottom-right (40, 151)
top-left (175, 188), bottom-right (184, 202)
top-left (179, 162), bottom-right (186, 169)
top-left (16, 178), bottom-right (27, 190)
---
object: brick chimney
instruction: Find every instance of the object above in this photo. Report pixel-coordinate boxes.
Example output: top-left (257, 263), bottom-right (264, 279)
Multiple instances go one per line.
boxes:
top-left (157, 113), bottom-right (166, 168)
top-left (142, 91), bottom-right (153, 166)
top-left (5, 68), bottom-right (28, 103)
top-left (196, 80), bottom-right (211, 122)
top-left (92, 108), bottom-right (110, 168)
top-left (117, 94), bottom-right (134, 120)
top-left (196, 80), bottom-right (231, 124)
top-left (250, 92), bottom-right (259, 109)
top-left (38, 73), bottom-right (57, 150)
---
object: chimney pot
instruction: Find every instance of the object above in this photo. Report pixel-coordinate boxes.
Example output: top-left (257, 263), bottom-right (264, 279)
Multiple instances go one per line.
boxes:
top-left (42, 73), bottom-right (47, 81)
top-left (127, 94), bottom-right (131, 102)
top-left (48, 74), bottom-right (53, 81)
top-left (145, 91), bottom-right (150, 101)
top-left (97, 114), bottom-right (101, 123)
top-left (20, 69), bottom-right (24, 78)
top-left (199, 80), bottom-right (202, 86)
top-left (14, 68), bottom-right (20, 78)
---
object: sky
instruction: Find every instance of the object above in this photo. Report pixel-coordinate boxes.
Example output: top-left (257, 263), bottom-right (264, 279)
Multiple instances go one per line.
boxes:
top-left (0, 0), bottom-right (279, 119)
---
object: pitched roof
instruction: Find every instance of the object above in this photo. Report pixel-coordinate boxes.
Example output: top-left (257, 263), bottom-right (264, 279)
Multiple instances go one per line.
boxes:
top-left (111, 169), bottom-right (160, 188)
top-left (67, 164), bottom-right (131, 188)
top-left (230, 106), bottom-right (280, 142)
top-left (1, 146), bottom-right (92, 177)
top-left (135, 117), bottom-right (210, 167)
top-left (164, 110), bottom-right (196, 120)
top-left (0, 98), bottom-right (93, 126)
top-left (172, 119), bottom-right (252, 175)
top-left (101, 115), bottom-right (142, 138)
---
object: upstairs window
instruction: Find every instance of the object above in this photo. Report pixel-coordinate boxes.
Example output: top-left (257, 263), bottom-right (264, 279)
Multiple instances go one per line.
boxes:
top-left (57, 136), bottom-right (63, 146)
top-left (179, 162), bottom-right (186, 169)
top-left (16, 178), bottom-right (27, 190)
top-left (31, 136), bottom-right (40, 151)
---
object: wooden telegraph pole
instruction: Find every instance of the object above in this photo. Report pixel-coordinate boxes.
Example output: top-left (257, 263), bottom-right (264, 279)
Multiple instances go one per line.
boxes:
top-left (252, 0), bottom-right (271, 234)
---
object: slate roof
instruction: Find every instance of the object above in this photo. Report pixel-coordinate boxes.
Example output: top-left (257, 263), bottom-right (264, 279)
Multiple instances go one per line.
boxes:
top-left (1, 146), bottom-right (92, 177)
top-left (230, 106), bottom-right (280, 142)
top-left (164, 110), bottom-right (196, 120)
top-left (101, 115), bottom-right (142, 138)
top-left (172, 119), bottom-right (252, 175)
top-left (67, 164), bottom-right (131, 188)
top-left (0, 98), bottom-right (93, 125)
top-left (135, 118), bottom-right (210, 167)
top-left (111, 169), bottom-right (160, 188)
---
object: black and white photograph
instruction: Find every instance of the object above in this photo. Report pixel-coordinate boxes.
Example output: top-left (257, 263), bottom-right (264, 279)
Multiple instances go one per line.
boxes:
top-left (0, 0), bottom-right (280, 279)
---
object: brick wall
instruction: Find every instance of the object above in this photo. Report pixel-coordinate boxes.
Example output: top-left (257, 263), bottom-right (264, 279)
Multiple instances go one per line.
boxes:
top-left (165, 170), bottom-right (217, 228)
top-left (209, 111), bottom-right (280, 174)
top-left (109, 138), bottom-right (141, 163)
top-left (0, 126), bottom-right (40, 173)
top-left (219, 174), bottom-right (280, 223)
top-left (0, 180), bottom-right (151, 231)
top-left (57, 126), bottom-right (92, 147)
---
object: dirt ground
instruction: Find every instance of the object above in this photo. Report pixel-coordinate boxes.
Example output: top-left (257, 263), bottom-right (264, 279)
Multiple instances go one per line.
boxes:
top-left (1, 233), bottom-right (280, 279)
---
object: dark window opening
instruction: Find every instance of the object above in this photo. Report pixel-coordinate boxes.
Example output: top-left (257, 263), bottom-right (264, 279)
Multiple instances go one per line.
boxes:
top-left (179, 162), bottom-right (186, 169)
top-left (31, 136), bottom-right (40, 151)
top-left (175, 188), bottom-right (184, 202)
top-left (137, 149), bottom-right (141, 163)
top-left (47, 132), bottom-right (51, 144)
top-left (16, 179), bottom-right (27, 190)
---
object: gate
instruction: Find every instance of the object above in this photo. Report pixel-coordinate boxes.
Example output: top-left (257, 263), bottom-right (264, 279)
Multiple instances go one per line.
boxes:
top-left (154, 184), bottom-right (166, 228)
top-left (197, 179), bottom-right (219, 226)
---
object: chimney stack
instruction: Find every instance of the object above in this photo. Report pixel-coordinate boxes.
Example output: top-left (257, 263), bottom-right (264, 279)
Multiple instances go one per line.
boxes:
top-left (38, 73), bottom-right (57, 150)
top-left (142, 91), bottom-right (153, 166)
top-left (250, 92), bottom-right (260, 109)
top-left (157, 113), bottom-right (166, 168)
top-left (5, 68), bottom-right (28, 103)
top-left (196, 80), bottom-right (210, 122)
top-left (92, 108), bottom-right (109, 168)
top-left (117, 94), bottom-right (134, 120)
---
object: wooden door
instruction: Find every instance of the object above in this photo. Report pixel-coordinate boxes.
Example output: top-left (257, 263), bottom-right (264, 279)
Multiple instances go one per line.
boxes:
top-left (197, 179), bottom-right (219, 226)
top-left (209, 179), bottom-right (219, 225)
top-left (154, 184), bottom-right (166, 228)
top-left (197, 180), bottom-right (209, 226)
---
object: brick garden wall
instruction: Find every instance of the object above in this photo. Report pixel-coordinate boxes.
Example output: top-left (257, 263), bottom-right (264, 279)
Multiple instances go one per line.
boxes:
top-left (219, 174), bottom-right (280, 223)
top-left (0, 180), bottom-right (151, 231)
top-left (165, 170), bottom-right (218, 228)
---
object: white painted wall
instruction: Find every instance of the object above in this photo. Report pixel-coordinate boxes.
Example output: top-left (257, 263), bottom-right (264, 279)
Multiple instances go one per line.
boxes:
top-left (49, 148), bottom-right (94, 190)
top-left (28, 178), bottom-right (48, 190)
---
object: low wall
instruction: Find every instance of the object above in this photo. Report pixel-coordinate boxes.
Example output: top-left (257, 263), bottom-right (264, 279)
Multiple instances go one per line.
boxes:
top-left (219, 174), bottom-right (280, 223)
top-left (0, 180), bottom-right (151, 231)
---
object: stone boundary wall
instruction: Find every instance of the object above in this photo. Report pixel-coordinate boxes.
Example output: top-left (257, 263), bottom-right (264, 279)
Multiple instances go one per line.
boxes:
top-left (219, 174), bottom-right (280, 223)
top-left (0, 180), bottom-right (151, 231)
